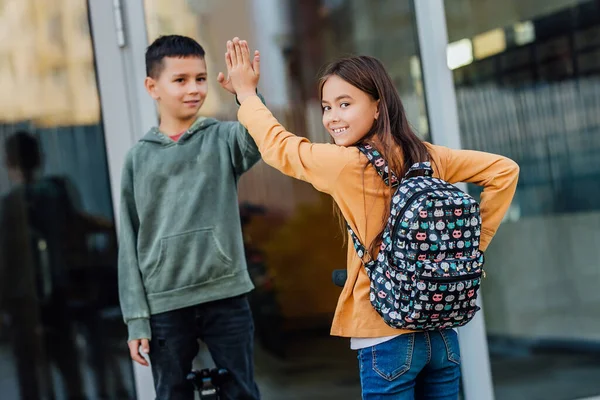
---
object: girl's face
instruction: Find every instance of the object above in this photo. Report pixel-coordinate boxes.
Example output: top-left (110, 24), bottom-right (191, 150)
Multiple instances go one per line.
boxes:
top-left (321, 75), bottom-right (379, 146)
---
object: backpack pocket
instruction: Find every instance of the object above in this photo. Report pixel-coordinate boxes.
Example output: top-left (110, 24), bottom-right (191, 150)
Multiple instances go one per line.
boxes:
top-left (408, 258), bottom-right (482, 329)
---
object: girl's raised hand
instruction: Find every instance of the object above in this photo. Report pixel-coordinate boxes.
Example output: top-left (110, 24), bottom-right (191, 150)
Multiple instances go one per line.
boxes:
top-left (226, 37), bottom-right (260, 103)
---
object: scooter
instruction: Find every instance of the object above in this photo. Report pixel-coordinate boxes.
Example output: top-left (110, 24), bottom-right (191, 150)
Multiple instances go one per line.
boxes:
top-left (187, 368), bottom-right (229, 400)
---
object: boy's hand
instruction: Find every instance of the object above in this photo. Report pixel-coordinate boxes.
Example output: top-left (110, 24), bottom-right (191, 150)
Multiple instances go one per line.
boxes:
top-left (216, 72), bottom-right (235, 95)
top-left (226, 37), bottom-right (260, 103)
top-left (128, 338), bottom-right (150, 366)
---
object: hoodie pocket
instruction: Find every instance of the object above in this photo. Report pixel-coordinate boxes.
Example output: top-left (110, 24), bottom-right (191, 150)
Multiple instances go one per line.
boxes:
top-left (145, 228), bottom-right (234, 294)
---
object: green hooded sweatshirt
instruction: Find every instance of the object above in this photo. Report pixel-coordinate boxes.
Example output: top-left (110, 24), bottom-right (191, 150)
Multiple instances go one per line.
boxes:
top-left (118, 116), bottom-right (260, 341)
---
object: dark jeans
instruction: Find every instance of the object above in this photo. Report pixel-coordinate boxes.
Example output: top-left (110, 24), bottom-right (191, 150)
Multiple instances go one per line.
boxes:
top-left (358, 330), bottom-right (461, 399)
top-left (149, 295), bottom-right (260, 400)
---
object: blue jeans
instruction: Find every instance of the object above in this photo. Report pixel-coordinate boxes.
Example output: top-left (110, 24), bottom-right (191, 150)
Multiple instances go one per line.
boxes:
top-left (358, 329), bottom-right (461, 400)
top-left (148, 295), bottom-right (260, 400)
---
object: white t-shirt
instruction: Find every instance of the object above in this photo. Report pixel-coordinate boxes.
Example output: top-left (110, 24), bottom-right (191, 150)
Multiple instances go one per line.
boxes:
top-left (351, 328), bottom-right (459, 350)
top-left (350, 335), bottom-right (400, 350)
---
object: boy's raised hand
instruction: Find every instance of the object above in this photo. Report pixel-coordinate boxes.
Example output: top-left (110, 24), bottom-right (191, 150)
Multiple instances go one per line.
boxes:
top-left (216, 71), bottom-right (235, 94)
top-left (225, 37), bottom-right (260, 103)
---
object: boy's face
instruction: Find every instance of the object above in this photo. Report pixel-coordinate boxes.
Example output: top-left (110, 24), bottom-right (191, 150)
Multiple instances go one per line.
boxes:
top-left (146, 56), bottom-right (208, 122)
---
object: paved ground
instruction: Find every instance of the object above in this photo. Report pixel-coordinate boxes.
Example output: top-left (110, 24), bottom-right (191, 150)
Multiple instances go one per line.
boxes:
top-left (1, 332), bottom-right (600, 399)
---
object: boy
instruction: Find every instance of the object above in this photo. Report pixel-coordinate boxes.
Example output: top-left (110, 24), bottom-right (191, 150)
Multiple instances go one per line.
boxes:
top-left (118, 35), bottom-right (262, 400)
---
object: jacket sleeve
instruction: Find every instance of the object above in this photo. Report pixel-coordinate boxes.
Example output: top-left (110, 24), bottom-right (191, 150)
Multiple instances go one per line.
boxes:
top-left (237, 95), bottom-right (353, 194)
top-left (226, 94), bottom-right (267, 177)
top-left (437, 146), bottom-right (519, 251)
top-left (117, 152), bottom-right (152, 341)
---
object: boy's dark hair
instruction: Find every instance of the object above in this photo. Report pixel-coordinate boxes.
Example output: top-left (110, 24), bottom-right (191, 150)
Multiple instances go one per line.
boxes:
top-left (5, 130), bottom-right (42, 173)
top-left (145, 35), bottom-right (206, 79)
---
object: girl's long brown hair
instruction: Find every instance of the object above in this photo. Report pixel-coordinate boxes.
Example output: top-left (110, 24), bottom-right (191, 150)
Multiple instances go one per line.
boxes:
top-left (319, 56), bottom-right (430, 257)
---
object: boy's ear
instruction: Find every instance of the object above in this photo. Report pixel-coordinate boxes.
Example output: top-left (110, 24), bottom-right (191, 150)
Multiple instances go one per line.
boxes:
top-left (145, 76), bottom-right (160, 100)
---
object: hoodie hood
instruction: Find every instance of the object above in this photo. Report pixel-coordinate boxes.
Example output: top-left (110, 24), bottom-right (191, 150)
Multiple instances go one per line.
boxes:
top-left (139, 116), bottom-right (219, 145)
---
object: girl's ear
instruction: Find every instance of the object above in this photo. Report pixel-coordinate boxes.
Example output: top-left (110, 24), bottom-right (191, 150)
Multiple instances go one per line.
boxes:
top-left (374, 99), bottom-right (380, 120)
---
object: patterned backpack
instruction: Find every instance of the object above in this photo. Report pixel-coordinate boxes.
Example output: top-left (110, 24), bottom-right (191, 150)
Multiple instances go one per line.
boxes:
top-left (347, 144), bottom-right (485, 330)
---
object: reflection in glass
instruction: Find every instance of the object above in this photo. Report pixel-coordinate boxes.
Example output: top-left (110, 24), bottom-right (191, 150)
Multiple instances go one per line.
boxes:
top-left (0, 1), bottom-right (135, 398)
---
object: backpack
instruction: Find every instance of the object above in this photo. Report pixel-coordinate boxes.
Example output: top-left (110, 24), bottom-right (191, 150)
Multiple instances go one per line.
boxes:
top-left (347, 144), bottom-right (485, 330)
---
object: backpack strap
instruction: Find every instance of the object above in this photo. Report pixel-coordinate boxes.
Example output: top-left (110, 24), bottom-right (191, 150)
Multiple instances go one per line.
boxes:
top-left (346, 223), bottom-right (376, 268)
top-left (358, 145), bottom-right (434, 185)
top-left (357, 144), bottom-right (399, 188)
top-left (404, 161), bottom-right (433, 178)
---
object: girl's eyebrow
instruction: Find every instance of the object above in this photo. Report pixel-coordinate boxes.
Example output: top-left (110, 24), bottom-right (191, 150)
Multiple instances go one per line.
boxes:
top-left (322, 94), bottom-right (352, 104)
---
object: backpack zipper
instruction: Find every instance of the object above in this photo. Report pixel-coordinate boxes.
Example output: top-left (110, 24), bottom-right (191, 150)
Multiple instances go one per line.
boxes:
top-left (418, 271), bottom-right (482, 283)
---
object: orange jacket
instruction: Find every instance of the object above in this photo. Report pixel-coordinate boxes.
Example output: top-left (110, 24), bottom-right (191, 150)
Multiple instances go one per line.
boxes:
top-left (238, 95), bottom-right (519, 338)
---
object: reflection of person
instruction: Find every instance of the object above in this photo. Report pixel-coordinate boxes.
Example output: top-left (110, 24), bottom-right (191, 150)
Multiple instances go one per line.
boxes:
top-left (0, 131), bottom-right (85, 399)
top-left (239, 203), bottom-right (285, 358)
top-left (118, 35), bottom-right (262, 399)
top-left (227, 38), bottom-right (520, 399)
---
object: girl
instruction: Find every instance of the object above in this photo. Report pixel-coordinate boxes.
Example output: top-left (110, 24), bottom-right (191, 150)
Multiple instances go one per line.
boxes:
top-left (224, 38), bottom-right (519, 399)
